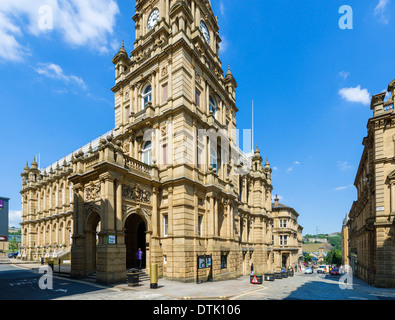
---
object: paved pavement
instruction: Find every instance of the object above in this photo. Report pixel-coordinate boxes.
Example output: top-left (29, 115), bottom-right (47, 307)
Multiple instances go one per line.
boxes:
top-left (2, 257), bottom-right (395, 300)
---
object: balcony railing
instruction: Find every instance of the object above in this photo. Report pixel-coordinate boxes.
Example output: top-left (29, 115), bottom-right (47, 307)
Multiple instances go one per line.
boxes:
top-left (124, 155), bottom-right (151, 175)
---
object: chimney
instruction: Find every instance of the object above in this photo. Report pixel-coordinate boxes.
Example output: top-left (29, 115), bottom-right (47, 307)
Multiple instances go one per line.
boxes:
top-left (275, 195), bottom-right (279, 206)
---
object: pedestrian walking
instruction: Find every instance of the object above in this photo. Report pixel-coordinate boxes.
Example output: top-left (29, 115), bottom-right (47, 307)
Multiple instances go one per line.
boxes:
top-left (136, 248), bottom-right (143, 269)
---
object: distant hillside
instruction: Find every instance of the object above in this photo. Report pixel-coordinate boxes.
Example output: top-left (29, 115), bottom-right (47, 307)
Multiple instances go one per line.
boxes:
top-left (303, 232), bottom-right (341, 251)
top-left (303, 243), bottom-right (333, 253)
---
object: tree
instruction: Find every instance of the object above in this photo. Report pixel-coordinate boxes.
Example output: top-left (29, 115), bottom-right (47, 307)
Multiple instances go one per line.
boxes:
top-left (325, 249), bottom-right (342, 266)
top-left (304, 253), bottom-right (313, 263)
top-left (328, 235), bottom-right (342, 251)
top-left (9, 237), bottom-right (18, 252)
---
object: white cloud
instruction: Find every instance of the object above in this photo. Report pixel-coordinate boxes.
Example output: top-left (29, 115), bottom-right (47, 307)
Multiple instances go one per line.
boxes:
top-left (339, 85), bottom-right (371, 105)
top-left (220, 1), bottom-right (226, 16)
top-left (334, 185), bottom-right (353, 191)
top-left (35, 62), bottom-right (87, 91)
top-left (219, 35), bottom-right (228, 53)
top-left (337, 161), bottom-right (353, 171)
top-left (339, 71), bottom-right (350, 80)
top-left (375, 0), bottom-right (389, 14)
top-left (286, 167), bottom-right (293, 173)
top-left (9, 210), bottom-right (22, 228)
top-left (374, 0), bottom-right (390, 24)
top-left (0, 0), bottom-right (120, 62)
top-left (294, 161), bottom-right (301, 165)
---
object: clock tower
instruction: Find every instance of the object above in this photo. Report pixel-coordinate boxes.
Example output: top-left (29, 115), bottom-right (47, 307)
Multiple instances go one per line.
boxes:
top-left (110, 0), bottom-right (272, 282)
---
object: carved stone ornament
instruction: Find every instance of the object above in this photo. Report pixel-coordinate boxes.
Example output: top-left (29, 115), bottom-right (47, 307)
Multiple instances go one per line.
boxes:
top-left (161, 65), bottom-right (168, 77)
top-left (122, 183), bottom-right (152, 204)
top-left (85, 182), bottom-right (101, 201)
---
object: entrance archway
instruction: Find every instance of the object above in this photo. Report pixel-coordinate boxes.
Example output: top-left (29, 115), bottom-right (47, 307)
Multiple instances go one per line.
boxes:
top-left (125, 214), bottom-right (147, 269)
top-left (86, 211), bottom-right (101, 275)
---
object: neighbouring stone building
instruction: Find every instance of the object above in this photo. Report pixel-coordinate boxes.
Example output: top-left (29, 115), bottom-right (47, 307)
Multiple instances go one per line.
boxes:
top-left (344, 78), bottom-right (395, 288)
top-left (20, 0), bottom-right (302, 284)
top-left (341, 213), bottom-right (349, 267)
top-left (272, 196), bottom-right (303, 270)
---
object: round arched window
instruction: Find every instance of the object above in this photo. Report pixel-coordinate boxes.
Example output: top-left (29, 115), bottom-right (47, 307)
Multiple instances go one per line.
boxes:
top-left (142, 85), bottom-right (152, 109)
top-left (210, 147), bottom-right (217, 171)
top-left (142, 141), bottom-right (152, 165)
top-left (209, 95), bottom-right (217, 118)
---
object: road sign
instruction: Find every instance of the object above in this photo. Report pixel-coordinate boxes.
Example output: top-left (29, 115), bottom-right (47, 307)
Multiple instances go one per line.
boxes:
top-left (0, 236), bottom-right (8, 242)
top-left (251, 276), bottom-right (259, 284)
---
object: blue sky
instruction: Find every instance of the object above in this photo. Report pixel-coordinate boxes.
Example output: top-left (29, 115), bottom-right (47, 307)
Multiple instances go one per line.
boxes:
top-left (0, 0), bottom-right (393, 235)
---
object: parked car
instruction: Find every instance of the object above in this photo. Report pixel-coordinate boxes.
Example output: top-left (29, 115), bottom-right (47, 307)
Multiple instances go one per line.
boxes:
top-left (8, 252), bottom-right (18, 259)
top-left (330, 268), bottom-right (340, 276)
top-left (317, 265), bottom-right (328, 274)
top-left (305, 267), bottom-right (313, 274)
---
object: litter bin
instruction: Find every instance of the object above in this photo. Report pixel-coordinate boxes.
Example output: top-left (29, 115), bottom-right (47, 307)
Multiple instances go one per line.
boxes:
top-left (274, 272), bottom-right (282, 279)
top-left (150, 263), bottom-right (158, 289)
top-left (264, 274), bottom-right (275, 281)
top-left (127, 269), bottom-right (139, 287)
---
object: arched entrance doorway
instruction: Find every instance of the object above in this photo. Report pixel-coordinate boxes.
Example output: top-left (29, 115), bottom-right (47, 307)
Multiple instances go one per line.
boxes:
top-left (86, 211), bottom-right (101, 276)
top-left (125, 214), bottom-right (147, 269)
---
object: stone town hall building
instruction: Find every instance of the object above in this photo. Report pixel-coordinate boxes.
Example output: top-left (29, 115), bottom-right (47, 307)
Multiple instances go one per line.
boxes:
top-left (20, 0), bottom-right (302, 284)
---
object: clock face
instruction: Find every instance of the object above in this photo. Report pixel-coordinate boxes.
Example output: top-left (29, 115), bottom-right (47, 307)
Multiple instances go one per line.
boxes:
top-left (200, 21), bottom-right (210, 44)
top-left (148, 9), bottom-right (160, 30)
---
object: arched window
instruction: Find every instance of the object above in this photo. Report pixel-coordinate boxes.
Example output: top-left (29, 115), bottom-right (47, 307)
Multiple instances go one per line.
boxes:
top-left (210, 147), bottom-right (217, 171)
top-left (209, 95), bottom-right (217, 118)
top-left (142, 141), bottom-right (152, 165)
top-left (142, 84), bottom-right (152, 109)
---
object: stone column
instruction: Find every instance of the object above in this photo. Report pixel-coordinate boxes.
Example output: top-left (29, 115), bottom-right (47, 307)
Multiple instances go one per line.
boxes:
top-left (71, 184), bottom-right (87, 279)
top-left (209, 195), bottom-right (215, 237)
top-left (214, 196), bottom-right (218, 237)
top-left (152, 187), bottom-right (159, 238)
top-left (168, 188), bottom-right (173, 236)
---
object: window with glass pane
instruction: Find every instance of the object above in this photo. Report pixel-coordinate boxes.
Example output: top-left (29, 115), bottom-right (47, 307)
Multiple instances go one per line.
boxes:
top-left (210, 147), bottom-right (217, 171)
top-left (209, 95), bottom-right (217, 118)
top-left (163, 215), bottom-right (168, 237)
top-left (142, 85), bottom-right (152, 109)
top-left (198, 215), bottom-right (203, 236)
top-left (142, 141), bottom-right (152, 165)
top-left (221, 254), bottom-right (227, 269)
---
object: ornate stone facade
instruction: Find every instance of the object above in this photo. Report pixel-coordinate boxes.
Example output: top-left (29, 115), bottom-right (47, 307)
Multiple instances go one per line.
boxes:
top-left (20, 0), bottom-right (301, 284)
top-left (272, 197), bottom-right (303, 271)
top-left (345, 78), bottom-right (395, 288)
